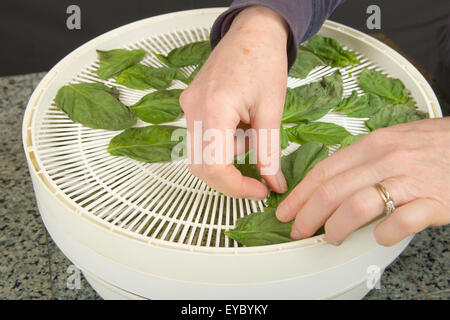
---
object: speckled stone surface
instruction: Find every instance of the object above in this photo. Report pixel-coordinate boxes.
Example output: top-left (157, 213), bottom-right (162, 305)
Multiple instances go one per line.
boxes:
top-left (399, 226), bottom-right (450, 294)
top-left (0, 72), bottom-right (448, 300)
top-left (0, 72), bottom-right (52, 299)
top-left (47, 237), bottom-right (101, 300)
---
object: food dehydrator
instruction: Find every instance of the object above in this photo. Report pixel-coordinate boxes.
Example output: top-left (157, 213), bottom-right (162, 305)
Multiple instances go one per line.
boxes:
top-left (22, 8), bottom-right (442, 299)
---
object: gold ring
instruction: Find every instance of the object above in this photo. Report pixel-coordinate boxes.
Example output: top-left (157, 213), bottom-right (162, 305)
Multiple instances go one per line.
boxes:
top-left (375, 183), bottom-right (395, 216)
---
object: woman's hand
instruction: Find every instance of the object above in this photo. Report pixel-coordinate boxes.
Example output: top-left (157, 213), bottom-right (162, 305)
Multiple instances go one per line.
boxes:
top-left (180, 6), bottom-right (289, 199)
top-left (276, 117), bottom-right (450, 246)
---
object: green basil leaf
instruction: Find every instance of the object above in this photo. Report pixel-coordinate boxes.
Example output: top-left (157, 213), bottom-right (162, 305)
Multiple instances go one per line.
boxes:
top-left (131, 89), bottom-right (183, 124)
top-left (365, 103), bottom-right (428, 131)
top-left (54, 82), bottom-right (137, 131)
top-left (152, 51), bottom-right (172, 67)
top-left (280, 126), bottom-right (289, 149)
top-left (116, 64), bottom-right (188, 90)
top-left (266, 142), bottom-right (328, 208)
top-left (289, 46), bottom-right (326, 79)
top-left (339, 134), bottom-right (365, 149)
top-left (334, 90), bottom-right (386, 118)
top-left (153, 41), bottom-right (211, 68)
top-left (282, 88), bottom-right (299, 122)
top-left (304, 35), bottom-right (360, 67)
top-left (95, 49), bottom-right (146, 80)
top-left (224, 208), bottom-right (293, 247)
top-left (233, 150), bottom-right (262, 182)
top-left (286, 122), bottom-right (351, 145)
top-left (282, 72), bottom-right (343, 123)
top-left (358, 69), bottom-right (410, 104)
top-left (107, 125), bottom-right (186, 163)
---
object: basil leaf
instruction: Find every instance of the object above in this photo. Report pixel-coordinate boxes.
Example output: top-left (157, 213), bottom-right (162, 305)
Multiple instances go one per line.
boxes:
top-left (304, 35), bottom-right (360, 67)
top-left (153, 41), bottom-right (211, 68)
top-left (339, 134), bottom-right (365, 149)
top-left (131, 89), bottom-right (183, 124)
top-left (282, 88), bottom-right (299, 122)
top-left (358, 69), bottom-right (410, 104)
top-left (334, 90), bottom-right (385, 118)
top-left (266, 142), bottom-right (328, 208)
top-left (289, 46), bottom-right (326, 79)
top-left (365, 103), bottom-right (428, 131)
top-left (54, 82), bottom-right (137, 131)
top-left (282, 72), bottom-right (343, 123)
top-left (152, 51), bottom-right (172, 67)
top-left (280, 126), bottom-right (289, 150)
top-left (233, 151), bottom-right (262, 182)
top-left (116, 64), bottom-right (188, 90)
top-left (286, 122), bottom-right (351, 146)
top-left (107, 125), bottom-right (186, 163)
top-left (95, 49), bottom-right (146, 80)
top-left (224, 208), bottom-right (293, 247)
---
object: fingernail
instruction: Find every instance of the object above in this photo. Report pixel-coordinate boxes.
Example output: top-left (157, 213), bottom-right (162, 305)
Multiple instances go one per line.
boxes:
top-left (276, 202), bottom-right (290, 221)
top-left (275, 171), bottom-right (288, 193)
top-left (290, 227), bottom-right (303, 240)
top-left (324, 235), bottom-right (341, 246)
top-left (248, 186), bottom-right (269, 201)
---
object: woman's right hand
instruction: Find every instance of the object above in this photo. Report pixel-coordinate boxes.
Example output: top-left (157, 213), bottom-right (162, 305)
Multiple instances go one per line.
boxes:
top-left (180, 6), bottom-right (290, 199)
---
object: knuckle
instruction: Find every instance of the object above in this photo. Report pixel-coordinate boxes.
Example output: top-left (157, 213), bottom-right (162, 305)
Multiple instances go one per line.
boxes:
top-left (179, 88), bottom-right (193, 112)
top-left (384, 149), bottom-right (415, 168)
top-left (180, 88), bottom-right (231, 121)
top-left (202, 92), bottom-right (232, 117)
top-left (307, 162), bottom-right (329, 183)
top-left (315, 182), bottom-right (337, 207)
top-left (347, 194), bottom-right (370, 219)
top-left (206, 90), bottom-right (232, 106)
top-left (294, 220), bottom-right (315, 238)
top-left (203, 104), bottom-right (223, 121)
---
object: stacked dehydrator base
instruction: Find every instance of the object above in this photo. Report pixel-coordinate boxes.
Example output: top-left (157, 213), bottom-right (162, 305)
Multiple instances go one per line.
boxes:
top-left (23, 8), bottom-right (442, 299)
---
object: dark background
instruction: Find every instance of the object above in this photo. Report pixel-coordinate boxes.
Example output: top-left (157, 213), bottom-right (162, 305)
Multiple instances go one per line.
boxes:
top-left (0, 0), bottom-right (449, 76)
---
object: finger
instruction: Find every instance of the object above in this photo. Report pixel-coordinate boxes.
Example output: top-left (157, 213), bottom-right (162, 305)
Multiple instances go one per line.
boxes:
top-left (251, 101), bottom-right (287, 194)
top-left (276, 132), bottom-right (389, 221)
top-left (196, 112), bottom-right (268, 199)
top-left (288, 157), bottom-right (404, 239)
top-left (323, 176), bottom-right (416, 245)
top-left (197, 163), bottom-right (269, 200)
top-left (183, 89), bottom-right (242, 166)
top-left (374, 198), bottom-right (447, 246)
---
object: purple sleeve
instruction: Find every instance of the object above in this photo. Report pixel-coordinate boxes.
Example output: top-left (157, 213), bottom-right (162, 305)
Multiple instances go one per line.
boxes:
top-left (210, 0), bottom-right (344, 69)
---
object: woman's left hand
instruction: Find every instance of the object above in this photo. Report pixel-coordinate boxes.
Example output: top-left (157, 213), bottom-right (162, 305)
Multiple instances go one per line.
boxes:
top-left (276, 117), bottom-right (450, 246)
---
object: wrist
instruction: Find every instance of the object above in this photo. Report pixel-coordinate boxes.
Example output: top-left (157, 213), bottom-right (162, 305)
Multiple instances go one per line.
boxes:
top-left (228, 6), bottom-right (289, 44)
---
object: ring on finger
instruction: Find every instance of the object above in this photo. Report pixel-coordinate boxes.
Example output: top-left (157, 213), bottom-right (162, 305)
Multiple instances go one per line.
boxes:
top-left (375, 183), bottom-right (395, 216)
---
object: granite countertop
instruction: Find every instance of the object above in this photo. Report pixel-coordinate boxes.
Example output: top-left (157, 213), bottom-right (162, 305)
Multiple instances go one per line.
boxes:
top-left (0, 72), bottom-right (448, 300)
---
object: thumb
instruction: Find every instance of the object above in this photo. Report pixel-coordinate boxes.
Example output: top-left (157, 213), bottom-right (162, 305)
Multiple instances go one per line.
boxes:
top-left (251, 104), bottom-right (287, 194)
